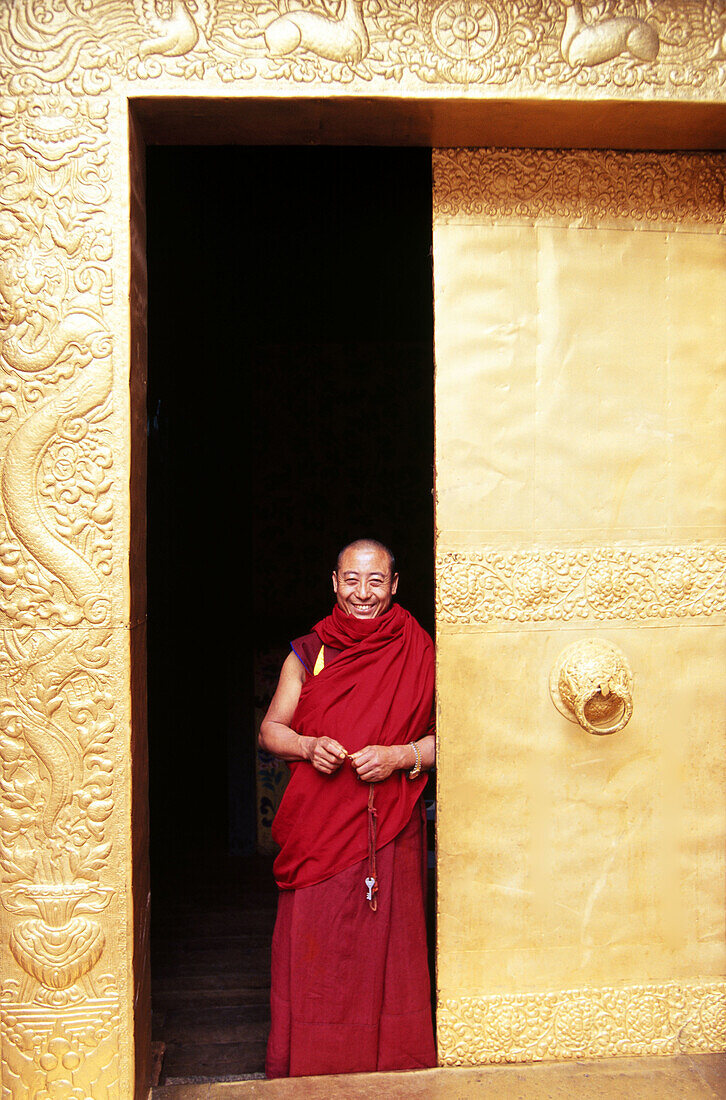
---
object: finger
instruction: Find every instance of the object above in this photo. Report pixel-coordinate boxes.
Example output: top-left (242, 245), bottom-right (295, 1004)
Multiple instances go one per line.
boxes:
top-left (316, 751), bottom-right (343, 773)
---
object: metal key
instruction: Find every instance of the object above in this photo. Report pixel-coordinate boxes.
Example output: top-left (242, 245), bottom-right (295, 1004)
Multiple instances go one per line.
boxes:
top-left (365, 876), bottom-right (375, 901)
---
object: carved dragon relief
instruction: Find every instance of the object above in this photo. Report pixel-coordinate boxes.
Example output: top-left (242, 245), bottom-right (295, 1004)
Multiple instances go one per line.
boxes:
top-left (0, 95), bottom-right (119, 1098)
top-left (0, 0), bottom-right (724, 91)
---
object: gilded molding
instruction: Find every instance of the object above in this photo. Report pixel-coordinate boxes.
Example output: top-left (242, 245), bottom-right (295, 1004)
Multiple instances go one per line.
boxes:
top-left (436, 546), bottom-right (726, 625)
top-left (0, 1), bottom-right (724, 95)
top-left (438, 980), bottom-right (726, 1064)
top-left (433, 147), bottom-right (726, 224)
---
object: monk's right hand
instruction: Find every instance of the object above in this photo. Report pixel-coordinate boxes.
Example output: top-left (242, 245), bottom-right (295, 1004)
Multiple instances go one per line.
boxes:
top-left (306, 735), bottom-right (347, 775)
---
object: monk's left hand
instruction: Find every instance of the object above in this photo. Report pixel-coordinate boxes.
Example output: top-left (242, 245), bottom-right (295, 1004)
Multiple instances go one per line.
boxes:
top-left (349, 745), bottom-right (399, 783)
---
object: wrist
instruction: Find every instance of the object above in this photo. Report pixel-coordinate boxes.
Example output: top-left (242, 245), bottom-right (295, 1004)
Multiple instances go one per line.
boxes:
top-left (407, 740), bottom-right (422, 779)
top-left (298, 734), bottom-right (316, 762)
top-left (395, 743), bottom-right (415, 770)
top-left (391, 744), bottom-right (407, 770)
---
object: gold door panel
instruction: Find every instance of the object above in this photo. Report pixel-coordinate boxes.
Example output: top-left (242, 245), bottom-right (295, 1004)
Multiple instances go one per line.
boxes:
top-left (433, 148), bottom-right (726, 1065)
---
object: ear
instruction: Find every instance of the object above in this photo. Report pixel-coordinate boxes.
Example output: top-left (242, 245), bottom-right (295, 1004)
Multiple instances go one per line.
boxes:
top-left (391, 573), bottom-right (399, 595)
top-left (332, 571), bottom-right (339, 593)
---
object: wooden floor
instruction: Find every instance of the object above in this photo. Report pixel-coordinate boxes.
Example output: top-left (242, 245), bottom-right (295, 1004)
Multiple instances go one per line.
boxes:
top-left (151, 831), bottom-right (436, 1087)
top-left (151, 851), bottom-right (278, 1085)
top-left (154, 1056), bottom-right (726, 1099)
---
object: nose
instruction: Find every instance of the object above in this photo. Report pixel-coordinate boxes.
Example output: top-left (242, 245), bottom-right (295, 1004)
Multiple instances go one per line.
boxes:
top-left (356, 579), bottom-right (371, 599)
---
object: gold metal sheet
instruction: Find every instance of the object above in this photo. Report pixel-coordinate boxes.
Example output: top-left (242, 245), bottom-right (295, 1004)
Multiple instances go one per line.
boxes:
top-left (437, 626), bottom-right (726, 996)
top-left (434, 222), bottom-right (726, 546)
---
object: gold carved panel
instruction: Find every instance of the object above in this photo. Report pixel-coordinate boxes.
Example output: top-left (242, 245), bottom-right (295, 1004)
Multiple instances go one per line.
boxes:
top-left (0, 90), bottom-right (125, 1098)
top-left (433, 148), bottom-right (726, 227)
top-left (437, 546), bottom-right (726, 627)
top-left (0, 2), bottom-right (724, 96)
top-left (439, 981), bottom-right (726, 1064)
top-left (0, 3), bottom-right (723, 1096)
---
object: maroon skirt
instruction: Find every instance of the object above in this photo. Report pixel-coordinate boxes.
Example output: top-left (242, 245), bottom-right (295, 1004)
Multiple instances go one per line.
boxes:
top-left (266, 801), bottom-right (436, 1078)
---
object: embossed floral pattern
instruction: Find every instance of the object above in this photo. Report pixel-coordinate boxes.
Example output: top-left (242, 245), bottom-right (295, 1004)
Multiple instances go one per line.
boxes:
top-left (512, 560), bottom-right (558, 607)
top-left (433, 148), bottom-right (726, 225)
top-left (438, 981), bottom-right (726, 1064)
top-left (437, 546), bottom-right (726, 625)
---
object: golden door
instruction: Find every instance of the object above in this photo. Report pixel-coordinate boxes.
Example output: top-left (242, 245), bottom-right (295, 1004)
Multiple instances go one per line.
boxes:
top-left (432, 148), bottom-right (726, 1065)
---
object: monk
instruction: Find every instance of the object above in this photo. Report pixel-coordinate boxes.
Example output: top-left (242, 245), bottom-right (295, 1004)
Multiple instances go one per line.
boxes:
top-left (260, 539), bottom-right (436, 1078)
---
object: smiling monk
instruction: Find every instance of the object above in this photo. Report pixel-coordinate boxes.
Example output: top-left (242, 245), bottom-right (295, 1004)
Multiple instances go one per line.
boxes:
top-left (260, 539), bottom-right (436, 1078)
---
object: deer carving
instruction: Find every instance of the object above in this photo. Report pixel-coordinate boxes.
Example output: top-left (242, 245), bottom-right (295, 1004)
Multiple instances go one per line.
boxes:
top-left (264, 0), bottom-right (372, 64)
top-left (136, 0), bottom-right (212, 58)
top-left (560, 0), bottom-right (659, 67)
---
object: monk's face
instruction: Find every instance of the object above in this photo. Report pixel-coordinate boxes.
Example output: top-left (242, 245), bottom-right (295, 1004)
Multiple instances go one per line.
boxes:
top-left (332, 545), bottom-right (399, 619)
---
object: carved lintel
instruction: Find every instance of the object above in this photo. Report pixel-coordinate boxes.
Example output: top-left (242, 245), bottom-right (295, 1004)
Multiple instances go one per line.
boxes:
top-left (0, 1), bottom-right (724, 96)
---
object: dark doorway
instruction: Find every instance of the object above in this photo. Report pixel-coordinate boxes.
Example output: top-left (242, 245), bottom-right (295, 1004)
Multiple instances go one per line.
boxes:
top-left (146, 146), bottom-right (434, 1084)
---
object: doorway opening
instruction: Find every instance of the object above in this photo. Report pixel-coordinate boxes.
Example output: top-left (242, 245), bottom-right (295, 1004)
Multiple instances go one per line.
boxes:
top-left (145, 145), bottom-right (435, 1084)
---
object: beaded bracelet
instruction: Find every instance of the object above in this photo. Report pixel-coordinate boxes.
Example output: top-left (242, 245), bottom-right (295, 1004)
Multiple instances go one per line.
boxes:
top-left (407, 740), bottom-right (422, 780)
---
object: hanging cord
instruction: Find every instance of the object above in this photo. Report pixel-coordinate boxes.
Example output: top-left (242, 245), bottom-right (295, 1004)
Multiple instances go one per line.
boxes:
top-left (365, 783), bottom-right (378, 912)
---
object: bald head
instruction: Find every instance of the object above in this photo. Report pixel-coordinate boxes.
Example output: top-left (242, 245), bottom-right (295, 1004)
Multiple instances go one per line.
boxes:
top-left (336, 539), bottom-right (396, 577)
top-left (333, 540), bottom-right (399, 619)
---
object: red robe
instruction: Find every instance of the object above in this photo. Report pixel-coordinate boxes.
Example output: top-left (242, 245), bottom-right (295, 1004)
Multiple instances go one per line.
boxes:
top-left (266, 603), bottom-right (436, 1078)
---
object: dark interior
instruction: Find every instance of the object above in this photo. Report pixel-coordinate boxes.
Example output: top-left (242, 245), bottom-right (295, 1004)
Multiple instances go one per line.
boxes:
top-left (146, 146), bottom-right (434, 1083)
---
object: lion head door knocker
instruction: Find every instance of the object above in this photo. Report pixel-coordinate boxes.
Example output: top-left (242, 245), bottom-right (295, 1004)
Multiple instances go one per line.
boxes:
top-left (549, 638), bottom-right (634, 736)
